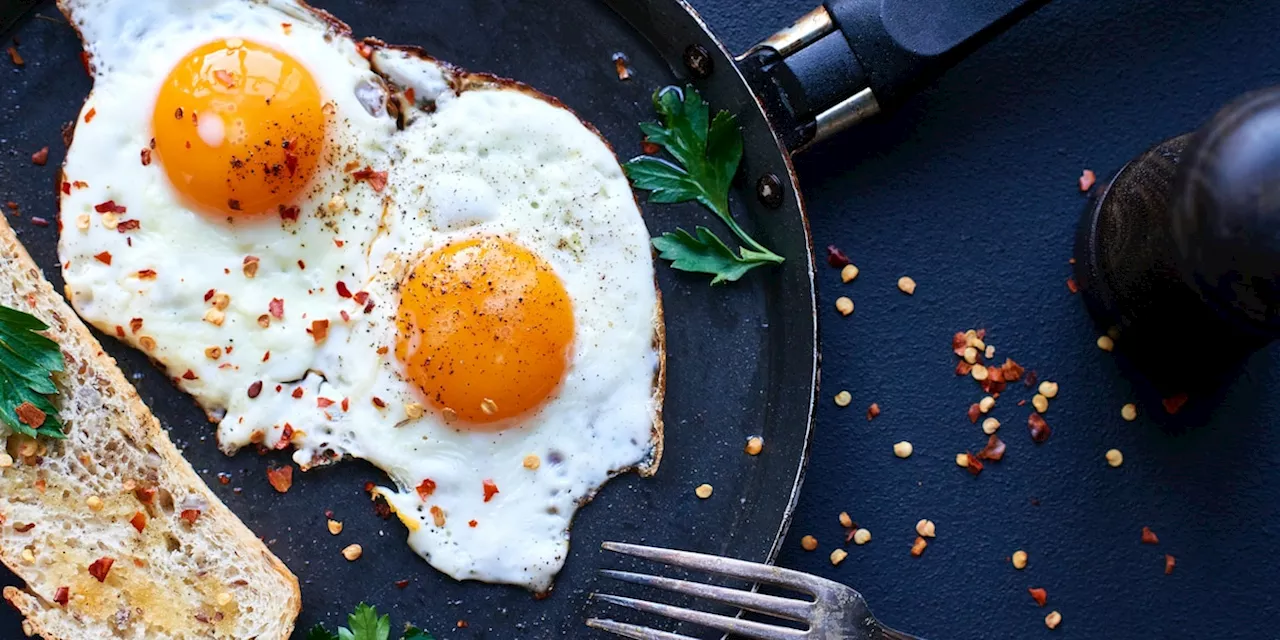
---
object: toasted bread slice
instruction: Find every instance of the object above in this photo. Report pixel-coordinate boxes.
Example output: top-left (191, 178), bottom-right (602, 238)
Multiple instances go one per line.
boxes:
top-left (0, 216), bottom-right (299, 639)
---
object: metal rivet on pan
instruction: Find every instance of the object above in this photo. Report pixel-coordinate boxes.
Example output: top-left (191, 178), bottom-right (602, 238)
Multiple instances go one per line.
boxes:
top-left (683, 44), bottom-right (714, 78)
top-left (757, 173), bottom-right (783, 209)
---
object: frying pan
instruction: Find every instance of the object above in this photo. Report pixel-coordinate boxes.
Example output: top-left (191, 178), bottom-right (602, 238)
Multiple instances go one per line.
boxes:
top-left (0, 0), bottom-right (1042, 636)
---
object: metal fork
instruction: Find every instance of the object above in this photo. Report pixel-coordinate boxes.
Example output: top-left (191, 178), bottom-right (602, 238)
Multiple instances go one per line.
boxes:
top-left (588, 542), bottom-right (924, 640)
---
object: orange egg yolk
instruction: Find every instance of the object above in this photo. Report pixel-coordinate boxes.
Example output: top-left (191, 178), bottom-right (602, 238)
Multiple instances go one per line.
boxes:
top-left (151, 39), bottom-right (326, 218)
top-left (396, 238), bottom-right (575, 425)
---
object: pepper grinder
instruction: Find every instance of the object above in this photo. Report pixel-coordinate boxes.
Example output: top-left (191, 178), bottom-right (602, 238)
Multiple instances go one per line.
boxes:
top-left (1074, 87), bottom-right (1280, 396)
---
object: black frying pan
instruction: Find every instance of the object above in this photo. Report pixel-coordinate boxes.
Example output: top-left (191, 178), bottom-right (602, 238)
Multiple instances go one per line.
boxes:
top-left (0, 0), bottom-right (1041, 636)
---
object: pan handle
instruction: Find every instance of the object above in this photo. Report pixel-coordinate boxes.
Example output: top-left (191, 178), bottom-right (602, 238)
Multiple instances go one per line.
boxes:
top-left (738, 0), bottom-right (1049, 152)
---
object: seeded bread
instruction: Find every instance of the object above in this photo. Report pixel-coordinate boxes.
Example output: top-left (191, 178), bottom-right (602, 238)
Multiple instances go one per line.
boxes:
top-left (0, 216), bottom-right (299, 639)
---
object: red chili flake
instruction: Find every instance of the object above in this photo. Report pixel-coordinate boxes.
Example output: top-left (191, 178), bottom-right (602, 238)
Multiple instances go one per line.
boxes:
top-left (30, 217), bottom-right (48, 227)
top-left (1164, 554), bottom-right (1176, 575)
top-left (1028, 413), bottom-right (1051, 443)
top-left (334, 239), bottom-right (344, 248)
top-left (980, 366), bottom-right (1007, 394)
top-left (15, 402), bottom-right (46, 428)
top-left (87, 557), bottom-right (114, 582)
top-left (266, 465), bottom-right (294, 493)
top-left (364, 481), bottom-right (376, 494)
top-left (641, 139), bottom-right (660, 155)
top-left (179, 509), bottom-right (201, 525)
top-left (1141, 526), bottom-right (1159, 545)
top-left (1066, 277), bottom-right (1079, 294)
top-left (351, 166), bottom-right (388, 192)
top-left (1001, 359), bottom-right (1024, 382)
top-left (482, 479), bottom-right (500, 502)
top-left (125, 318), bottom-right (142, 335)
top-left (4, 201), bottom-right (16, 211)
top-left (951, 332), bottom-right (968, 356)
top-left (1028, 588), bottom-right (1047, 607)
top-left (965, 453), bottom-right (984, 476)
top-left (966, 403), bottom-right (981, 424)
top-left (217, 472), bottom-right (231, 485)
top-left (73, 180), bottom-right (88, 189)
top-left (7, 46), bottom-right (23, 67)
top-left (275, 385), bottom-right (282, 393)
top-left (825, 245), bottom-right (851, 268)
top-left (130, 511), bottom-right (146, 533)
top-left (61, 181), bottom-right (71, 195)
top-left (341, 398), bottom-right (350, 411)
top-left (310, 319), bottom-right (330, 342)
top-left (910, 536), bottom-right (928, 557)
top-left (94, 200), bottom-right (126, 214)
top-left (261, 351), bottom-right (270, 362)
top-left (356, 41), bottom-right (373, 59)
top-left (79, 51), bottom-right (91, 76)
top-left (134, 486), bottom-right (156, 504)
top-left (281, 22), bottom-right (292, 33)
top-left (291, 387), bottom-right (304, 399)
top-left (340, 310), bottom-right (350, 322)
top-left (31, 147), bottom-right (49, 166)
top-left (373, 495), bottom-right (392, 520)
top-left (1079, 169), bottom-right (1096, 192)
top-left (955, 361), bottom-right (973, 376)
top-left (137, 269), bottom-right (157, 280)
top-left (278, 204), bottom-right (300, 222)
top-left (394, 579), bottom-right (410, 589)
top-left (53, 587), bottom-right (69, 606)
top-left (468, 520), bottom-right (478, 528)
top-left (283, 143), bottom-right (298, 177)
top-left (336, 281), bottom-right (352, 298)
top-left (372, 396), bottom-right (386, 408)
top-left (866, 403), bottom-right (880, 421)
top-left (247, 380), bottom-right (263, 398)
top-left (976, 434), bottom-right (1006, 461)
top-left (92, 251), bottom-right (113, 265)
top-left (1163, 393), bottom-right (1188, 415)
top-left (297, 259), bottom-right (306, 270)
top-left (316, 397), bottom-right (334, 409)
top-left (84, 107), bottom-right (96, 123)
top-left (269, 298), bottom-right (284, 319)
top-left (13, 523), bottom-right (35, 532)
top-left (416, 479), bottom-right (436, 500)
top-left (457, 620), bottom-right (469, 629)
top-left (227, 199), bottom-right (242, 212)
top-left (353, 291), bottom-right (370, 305)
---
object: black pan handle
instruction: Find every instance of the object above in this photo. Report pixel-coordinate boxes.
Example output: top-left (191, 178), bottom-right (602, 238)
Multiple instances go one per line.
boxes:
top-left (738, 0), bottom-right (1049, 151)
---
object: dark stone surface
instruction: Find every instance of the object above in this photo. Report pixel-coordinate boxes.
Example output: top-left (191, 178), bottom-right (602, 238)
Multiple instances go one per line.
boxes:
top-left (695, 0), bottom-right (1280, 638)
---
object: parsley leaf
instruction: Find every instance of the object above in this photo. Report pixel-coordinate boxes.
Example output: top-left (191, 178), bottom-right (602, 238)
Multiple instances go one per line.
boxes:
top-left (624, 85), bottom-right (783, 284)
top-left (0, 304), bottom-right (64, 439)
top-left (310, 604), bottom-right (430, 640)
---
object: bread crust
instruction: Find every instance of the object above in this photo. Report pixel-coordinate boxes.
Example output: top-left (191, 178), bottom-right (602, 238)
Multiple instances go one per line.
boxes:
top-left (0, 216), bottom-right (300, 639)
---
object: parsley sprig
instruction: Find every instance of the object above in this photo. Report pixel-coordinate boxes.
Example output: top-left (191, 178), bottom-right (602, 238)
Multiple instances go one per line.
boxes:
top-left (0, 304), bottom-right (65, 439)
top-left (307, 603), bottom-right (432, 640)
top-left (623, 85), bottom-right (784, 284)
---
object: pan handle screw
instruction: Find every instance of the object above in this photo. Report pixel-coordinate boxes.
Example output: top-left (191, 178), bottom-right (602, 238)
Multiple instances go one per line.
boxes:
top-left (683, 44), bottom-right (714, 78)
top-left (756, 173), bottom-right (783, 209)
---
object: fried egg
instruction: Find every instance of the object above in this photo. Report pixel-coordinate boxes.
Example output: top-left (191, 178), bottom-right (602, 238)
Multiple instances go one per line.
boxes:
top-left (56, 0), bottom-right (664, 592)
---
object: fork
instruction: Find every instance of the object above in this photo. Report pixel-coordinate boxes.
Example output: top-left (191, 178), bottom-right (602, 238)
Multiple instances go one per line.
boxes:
top-left (588, 542), bottom-right (924, 640)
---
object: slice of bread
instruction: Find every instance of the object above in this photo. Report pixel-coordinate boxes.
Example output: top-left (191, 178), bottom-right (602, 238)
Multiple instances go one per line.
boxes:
top-left (0, 216), bottom-right (299, 639)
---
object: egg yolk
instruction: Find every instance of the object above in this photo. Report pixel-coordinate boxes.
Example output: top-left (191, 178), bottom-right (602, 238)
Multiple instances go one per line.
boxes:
top-left (151, 39), bottom-right (326, 218)
top-left (396, 238), bottom-right (575, 425)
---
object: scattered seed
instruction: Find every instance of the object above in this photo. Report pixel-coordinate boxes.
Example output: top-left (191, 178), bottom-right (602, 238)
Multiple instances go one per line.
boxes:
top-left (1012, 550), bottom-right (1028, 570)
top-left (897, 276), bottom-right (916, 295)
top-left (916, 519), bottom-right (936, 538)
top-left (1038, 381), bottom-right (1059, 398)
top-left (211, 292), bottom-right (230, 310)
top-left (21, 549), bottom-right (34, 564)
top-left (744, 436), bottom-right (763, 456)
top-left (955, 453), bottom-right (970, 468)
top-left (203, 308), bottom-right (225, 326)
top-left (480, 398), bottom-right (498, 415)
top-left (695, 484), bottom-right (713, 499)
top-left (404, 402), bottom-right (424, 420)
top-left (76, 214), bottom-right (90, 231)
top-left (839, 512), bottom-right (853, 528)
top-left (1121, 403), bottom-right (1138, 421)
top-left (979, 396), bottom-right (995, 413)
top-left (86, 496), bottom-right (103, 511)
top-left (853, 528), bottom-right (871, 545)
top-left (1097, 335), bottom-right (1115, 351)
top-left (893, 441), bottom-right (913, 458)
top-left (984, 345), bottom-right (995, 359)
top-left (801, 535), bottom-right (818, 551)
top-left (830, 549), bottom-right (848, 565)
top-left (217, 592), bottom-right (233, 607)
top-left (1105, 448), bottom-right (1123, 467)
top-left (1032, 394), bottom-right (1049, 413)
top-left (327, 519), bottom-right (343, 535)
top-left (971, 364), bottom-right (989, 381)
top-left (341, 544), bottom-right (362, 561)
top-left (840, 264), bottom-right (859, 283)
top-left (1045, 610), bottom-right (1062, 630)
top-left (833, 391), bottom-right (852, 407)
top-left (1080, 167), bottom-right (1097, 191)
top-left (982, 417), bottom-right (1001, 435)
top-left (835, 296), bottom-right (854, 316)
top-left (963, 346), bottom-right (978, 364)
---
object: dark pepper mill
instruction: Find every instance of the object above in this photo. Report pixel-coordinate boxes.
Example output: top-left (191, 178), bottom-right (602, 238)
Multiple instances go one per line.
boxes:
top-left (1074, 87), bottom-right (1280, 396)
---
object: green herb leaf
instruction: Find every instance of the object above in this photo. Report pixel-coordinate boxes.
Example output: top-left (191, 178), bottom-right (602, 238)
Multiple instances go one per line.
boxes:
top-left (346, 603), bottom-right (391, 640)
top-left (306, 624), bottom-right (341, 640)
top-left (652, 227), bottom-right (779, 285)
top-left (624, 85), bottom-right (783, 284)
top-left (0, 305), bottom-right (65, 439)
top-left (401, 627), bottom-right (435, 640)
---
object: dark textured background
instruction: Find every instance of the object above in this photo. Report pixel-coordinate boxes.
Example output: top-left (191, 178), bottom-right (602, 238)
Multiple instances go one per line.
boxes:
top-left (691, 0), bottom-right (1280, 638)
top-left (4, 0), bottom-right (1280, 638)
